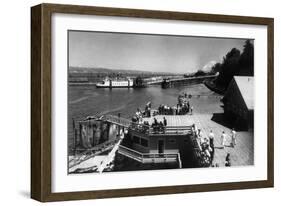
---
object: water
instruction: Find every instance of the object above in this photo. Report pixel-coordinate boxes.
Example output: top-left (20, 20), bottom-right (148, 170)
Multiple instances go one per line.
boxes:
top-left (68, 84), bottom-right (221, 149)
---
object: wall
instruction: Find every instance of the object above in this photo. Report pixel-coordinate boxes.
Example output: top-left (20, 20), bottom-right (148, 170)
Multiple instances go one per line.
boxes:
top-left (0, 0), bottom-right (280, 205)
top-left (224, 79), bottom-right (247, 116)
top-left (148, 134), bottom-right (188, 153)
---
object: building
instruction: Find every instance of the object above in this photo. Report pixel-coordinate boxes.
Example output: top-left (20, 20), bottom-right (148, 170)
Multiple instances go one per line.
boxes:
top-left (223, 76), bottom-right (254, 129)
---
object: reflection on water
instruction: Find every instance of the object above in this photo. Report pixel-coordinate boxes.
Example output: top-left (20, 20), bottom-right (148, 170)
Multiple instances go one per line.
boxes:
top-left (68, 84), bottom-right (220, 148)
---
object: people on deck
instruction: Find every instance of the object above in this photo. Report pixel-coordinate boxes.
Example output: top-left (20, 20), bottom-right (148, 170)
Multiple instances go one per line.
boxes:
top-left (207, 130), bottom-right (215, 164)
top-left (163, 117), bottom-right (167, 127)
top-left (192, 124), bottom-right (198, 136)
top-left (153, 118), bottom-right (158, 125)
top-left (225, 153), bottom-right (231, 167)
top-left (159, 94), bottom-right (191, 115)
top-left (145, 102), bottom-right (151, 117)
top-left (159, 121), bottom-right (164, 133)
top-left (208, 130), bottom-right (214, 145)
top-left (210, 146), bottom-right (215, 164)
top-left (198, 129), bottom-right (202, 138)
top-left (231, 128), bottom-right (237, 147)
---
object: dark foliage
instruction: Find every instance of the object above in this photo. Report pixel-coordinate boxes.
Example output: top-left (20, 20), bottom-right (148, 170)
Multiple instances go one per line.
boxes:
top-left (212, 40), bottom-right (254, 90)
top-left (194, 70), bottom-right (207, 76)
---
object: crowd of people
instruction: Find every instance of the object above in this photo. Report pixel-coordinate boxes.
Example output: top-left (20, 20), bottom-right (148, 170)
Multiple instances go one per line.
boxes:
top-left (155, 93), bottom-right (194, 116)
top-left (192, 124), bottom-right (237, 167)
top-left (130, 97), bottom-right (238, 167)
top-left (133, 94), bottom-right (195, 122)
top-left (131, 103), bottom-right (170, 134)
top-left (151, 117), bottom-right (167, 133)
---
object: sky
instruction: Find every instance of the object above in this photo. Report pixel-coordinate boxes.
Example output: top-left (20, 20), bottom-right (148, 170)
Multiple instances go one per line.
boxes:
top-left (69, 31), bottom-right (249, 74)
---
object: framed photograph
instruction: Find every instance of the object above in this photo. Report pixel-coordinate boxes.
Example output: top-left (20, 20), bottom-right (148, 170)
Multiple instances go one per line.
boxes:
top-left (31, 3), bottom-right (274, 202)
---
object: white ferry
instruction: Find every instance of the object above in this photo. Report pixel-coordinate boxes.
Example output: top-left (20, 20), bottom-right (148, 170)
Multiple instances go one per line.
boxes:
top-left (96, 77), bottom-right (134, 88)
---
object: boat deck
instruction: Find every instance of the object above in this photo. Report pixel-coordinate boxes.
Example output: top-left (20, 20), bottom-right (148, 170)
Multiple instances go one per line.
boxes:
top-left (143, 114), bottom-right (254, 167)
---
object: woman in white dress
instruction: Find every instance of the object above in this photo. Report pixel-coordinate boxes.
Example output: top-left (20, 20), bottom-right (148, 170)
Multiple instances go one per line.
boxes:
top-left (231, 128), bottom-right (237, 147)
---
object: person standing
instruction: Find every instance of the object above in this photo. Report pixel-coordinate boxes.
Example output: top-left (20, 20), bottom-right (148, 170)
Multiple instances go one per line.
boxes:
top-left (190, 106), bottom-right (194, 115)
top-left (209, 130), bottom-right (214, 147)
top-left (159, 121), bottom-right (164, 133)
top-left (163, 117), bottom-right (167, 127)
top-left (231, 128), bottom-right (237, 147)
top-left (198, 129), bottom-right (202, 138)
top-left (225, 153), bottom-right (231, 167)
top-left (209, 145), bottom-right (215, 165)
top-left (208, 130), bottom-right (215, 163)
top-left (221, 131), bottom-right (226, 148)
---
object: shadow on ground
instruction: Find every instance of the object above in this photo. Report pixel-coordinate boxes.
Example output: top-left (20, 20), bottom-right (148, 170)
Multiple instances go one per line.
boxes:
top-left (211, 113), bottom-right (247, 131)
top-left (18, 190), bottom-right (30, 198)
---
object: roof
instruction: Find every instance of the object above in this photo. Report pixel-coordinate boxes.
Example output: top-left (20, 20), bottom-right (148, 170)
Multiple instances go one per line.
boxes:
top-left (233, 76), bottom-right (254, 110)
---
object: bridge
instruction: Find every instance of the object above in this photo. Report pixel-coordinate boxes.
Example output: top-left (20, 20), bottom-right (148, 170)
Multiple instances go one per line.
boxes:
top-left (161, 74), bottom-right (218, 88)
top-left (100, 114), bottom-right (132, 128)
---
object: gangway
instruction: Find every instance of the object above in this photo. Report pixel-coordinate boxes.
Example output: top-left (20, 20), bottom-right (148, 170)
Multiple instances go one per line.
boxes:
top-left (100, 114), bottom-right (132, 128)
top-left (118, 145), bottom-right (182, 168)
top-left (69, 138), bottom-right (121, 168)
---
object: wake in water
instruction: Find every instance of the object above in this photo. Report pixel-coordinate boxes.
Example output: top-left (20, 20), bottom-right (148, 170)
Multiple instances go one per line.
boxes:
top-left (69, 96), bottom-right (89, 104)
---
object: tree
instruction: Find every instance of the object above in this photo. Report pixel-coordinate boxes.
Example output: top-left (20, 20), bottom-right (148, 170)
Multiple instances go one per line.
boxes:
top-left (210, 40), bottom-right (254, 91)
top-left (215, 48), bottom-right (241, 87)
top-left (194, 70), bottom-right (207, 76)
top-left (211, 62), bottom-right (222, 74)
top-left (239, 40), bottom-right (254, 76)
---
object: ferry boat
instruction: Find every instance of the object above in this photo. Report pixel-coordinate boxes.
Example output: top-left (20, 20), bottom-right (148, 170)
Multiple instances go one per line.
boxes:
top-left (96, 77), bottom-right (134, 88)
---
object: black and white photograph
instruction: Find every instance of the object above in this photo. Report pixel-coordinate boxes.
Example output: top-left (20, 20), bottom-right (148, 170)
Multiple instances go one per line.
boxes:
top-left (68, 31), bottom-right (254, 174)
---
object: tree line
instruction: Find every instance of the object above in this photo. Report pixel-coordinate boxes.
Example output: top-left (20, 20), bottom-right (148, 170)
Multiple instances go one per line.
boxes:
top-left (210, 40), bottom-right (254, 91)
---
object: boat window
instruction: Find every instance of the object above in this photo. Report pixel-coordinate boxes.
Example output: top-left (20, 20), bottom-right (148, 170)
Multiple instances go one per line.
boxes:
top-left (133, 136), bottom-right (140, 144)
top-left (140, 138), bottom-right (148, 147)
top-left (184, 138), bottom-right (189, 144)
top-left (169, 138), bottom-right (176, 144)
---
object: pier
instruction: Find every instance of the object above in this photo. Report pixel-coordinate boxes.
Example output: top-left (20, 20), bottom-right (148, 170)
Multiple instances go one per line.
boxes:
top-left (161, 74), bottom-right (218, 88)
top-left (142, 113), bottom-right (253, 167)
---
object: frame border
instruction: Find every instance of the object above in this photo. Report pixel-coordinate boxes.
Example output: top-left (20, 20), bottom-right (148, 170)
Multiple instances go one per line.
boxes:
top-left (31, 3), bottom-right (274, 202)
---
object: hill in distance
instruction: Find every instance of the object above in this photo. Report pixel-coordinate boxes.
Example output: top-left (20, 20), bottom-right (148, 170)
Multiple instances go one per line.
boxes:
top-left (69, 66), bottom-right (182, 75)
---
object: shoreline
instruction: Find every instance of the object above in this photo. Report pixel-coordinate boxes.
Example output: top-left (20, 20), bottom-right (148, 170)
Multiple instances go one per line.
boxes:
top-left (203, 79), bottom-right (225, 95)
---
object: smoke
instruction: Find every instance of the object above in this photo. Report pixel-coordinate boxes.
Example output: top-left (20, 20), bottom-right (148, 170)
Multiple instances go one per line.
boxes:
top-left (202, 60), bottom-right (216, 72)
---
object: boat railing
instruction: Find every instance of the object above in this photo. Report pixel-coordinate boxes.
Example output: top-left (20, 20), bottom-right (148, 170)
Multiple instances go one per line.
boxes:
top-left (77, 114), bottom-right (192, 136)
top-left (149, 125), bottom-right (192, 135)
top-left (130, 122), bottom-right (150, 134)
top-left (129, 121), bottom-right (192, 135)
top-left (101, 114), bottom-right (132, 127)
top-left (118, 145), bottom-right (180, 163)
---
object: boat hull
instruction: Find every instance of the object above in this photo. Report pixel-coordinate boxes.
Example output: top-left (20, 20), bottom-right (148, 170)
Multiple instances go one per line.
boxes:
top-left (96, 84), bottom-right (134, 88)
top-left (96, 79), bottom-right (134, 88)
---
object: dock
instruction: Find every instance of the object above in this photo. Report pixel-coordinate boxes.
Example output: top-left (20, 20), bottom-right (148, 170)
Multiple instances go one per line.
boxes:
top-left (161, 74), bottom-right (218, 88)
top-left (143, 113), bottom-right (253, 167)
